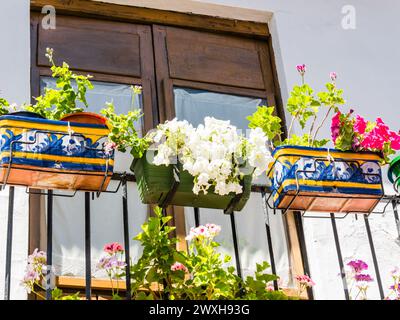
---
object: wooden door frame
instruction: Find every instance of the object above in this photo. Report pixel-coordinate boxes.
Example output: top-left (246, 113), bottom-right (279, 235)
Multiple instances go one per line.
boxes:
top-left (29, 1), bottom-right (309, 298)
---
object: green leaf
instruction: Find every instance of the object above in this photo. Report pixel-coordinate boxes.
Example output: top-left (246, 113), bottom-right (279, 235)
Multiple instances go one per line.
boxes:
top-left (247, 105), bottom-right (282, 143)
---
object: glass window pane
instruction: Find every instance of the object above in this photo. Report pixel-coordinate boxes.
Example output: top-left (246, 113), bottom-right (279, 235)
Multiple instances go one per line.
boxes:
top-left (174, 87), bottom-right (265, 132)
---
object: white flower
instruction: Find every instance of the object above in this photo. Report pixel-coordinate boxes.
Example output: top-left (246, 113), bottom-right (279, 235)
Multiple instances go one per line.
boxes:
top-left (197, 173), bottom-right (210, 186)
top-left (153, 130), bottom-right (164, 143)
top-left (248, 127), bottom-right (267, 148)
top-left (148, 117), bottom-right (273, 196)
top-left (192, 158), bottom-right (209, 175)
top-left (248, 149), bottom-right (269, 176)
top-left (153, 144), bottom-right (173, 166)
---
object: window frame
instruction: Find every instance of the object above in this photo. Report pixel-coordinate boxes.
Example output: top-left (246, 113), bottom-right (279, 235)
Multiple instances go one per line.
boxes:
top-left (29, 3), bottom-right (309, 299)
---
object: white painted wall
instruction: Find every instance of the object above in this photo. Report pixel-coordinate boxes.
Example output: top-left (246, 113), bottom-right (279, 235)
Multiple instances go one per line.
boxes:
top-left (196, 0), bottom-right (400, 300)
top-left (0, 0), bottom-right (30, 300)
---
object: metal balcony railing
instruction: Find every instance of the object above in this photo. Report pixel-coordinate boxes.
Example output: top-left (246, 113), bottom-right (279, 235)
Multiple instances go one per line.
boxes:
top-left (2, 172), bottom-right (400, 300)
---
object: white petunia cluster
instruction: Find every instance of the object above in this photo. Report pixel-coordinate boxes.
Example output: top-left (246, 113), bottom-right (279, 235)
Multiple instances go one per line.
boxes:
top-left (149, 117), bottom-right (272, 196)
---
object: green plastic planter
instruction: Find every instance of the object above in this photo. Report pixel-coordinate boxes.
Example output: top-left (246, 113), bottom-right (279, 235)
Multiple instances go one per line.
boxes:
top-left (130, 151), bottom-right (252, 212)
top-left (388, 155), bottom-right (400, 190)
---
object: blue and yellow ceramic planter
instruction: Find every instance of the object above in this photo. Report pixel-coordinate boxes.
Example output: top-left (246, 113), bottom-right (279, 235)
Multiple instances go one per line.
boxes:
top-left (268, 146), bottom-right (384, 213)
top-left (0, 114), bottom-right (113, 191)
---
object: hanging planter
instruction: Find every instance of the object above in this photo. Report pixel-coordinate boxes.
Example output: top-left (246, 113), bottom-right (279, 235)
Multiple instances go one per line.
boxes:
top-left (131, 151), bottom-right (252, 212)
top-left (267, 146), bottom-right (384, 213)
top-left (0, 113), bottom-right (113, 191)
top-left (388, 155), bottom-right (400, 192)
top-left (246, 65), bottom-right (400, 214)
top-left (130, 117), bottom-right (272, 212)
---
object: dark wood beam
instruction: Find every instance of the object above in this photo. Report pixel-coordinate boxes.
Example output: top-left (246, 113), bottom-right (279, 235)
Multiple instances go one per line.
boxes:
top-left (31, 0), bottom-right (269, 38)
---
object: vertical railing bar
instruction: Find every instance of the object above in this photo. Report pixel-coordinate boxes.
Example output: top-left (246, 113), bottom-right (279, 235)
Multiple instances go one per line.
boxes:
top-left (46, 190), bottom-right (53, 300)
top-left (363, 214), bottom-right (384, 299)
top-left (392, 200), bottom-right (400, 239)
top-left (85, 192), bottom-right (91, 300)
top-left (194, 207), bottom-right (200, 227)
top-left (261, 190), bottom-right (278, 290)
top-left (330, 213), bottom-right (350, 300)
top-left (161, 207), bottom-right (169, 299)
top-left (269, 209), bottom-right (279, 290)
top-left (4, 186), bottom-right (15, 300)
top-left (122, 176), bottom-right (132, 300)
top-left (293, 211), bottom-right (314, 300)
top-left (230, 213), bottom-right (242, 279)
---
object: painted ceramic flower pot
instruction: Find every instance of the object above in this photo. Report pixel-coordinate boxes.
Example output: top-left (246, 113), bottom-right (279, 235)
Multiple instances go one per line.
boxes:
top-left (388, 155), bottom-right (400, 192)
top-left (60, 112), bottom-right (108, 126)
top-left (130, 151), bottom-right (252, 212)
top-left (268, 146), bottom-right (384, 213)
top-left (0, 113), bottom-right (113, 191)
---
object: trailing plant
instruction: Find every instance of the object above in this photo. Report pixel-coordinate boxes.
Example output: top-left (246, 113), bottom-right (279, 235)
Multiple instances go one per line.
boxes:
top-left (24, 48), bottom-right (94, 120)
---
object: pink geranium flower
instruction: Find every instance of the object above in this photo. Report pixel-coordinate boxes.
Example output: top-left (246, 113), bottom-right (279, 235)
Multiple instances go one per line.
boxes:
top-left (389, 130), bottom-right (400, 150)
top-left (295, 274), bottom-right (315, 287)
top-left (354, 115), bottom-right (367, 135)
top-left (104, 141), bottom-right (117, 156)
top-left (330, 72), bottom-right (337, 81)
top-left (355, 274), bottom-right (373, 282)
top-left (360, 117), bottom-right (393, 151)
top-left (103, 242), bottom-right (124, 255)
top-left (296, 64), bottom-right (306, 75)
top-left (185, 224), bottom-right (221, 241)
top-left (347, 259), bottom-right (368, 274)
top-left (331, 111), bottom-right (341, 144)
top-left (171, 262), bottom-right (188, 273)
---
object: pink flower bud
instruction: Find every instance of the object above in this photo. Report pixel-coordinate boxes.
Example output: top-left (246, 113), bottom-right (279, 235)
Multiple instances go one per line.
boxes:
top-left (296, 64), bottom-right (306, 75)
top-left (330, 72), bottom-right (337, 81)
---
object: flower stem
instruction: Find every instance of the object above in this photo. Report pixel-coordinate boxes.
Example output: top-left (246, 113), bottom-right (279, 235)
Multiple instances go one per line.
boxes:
top-left (32, 289), bottom-right (46, 300)
top-left (287, 112), bottom-right (299, 139)
top-left (308, 115), bottom-right (317, 146)
top-left (311, 106), bottom-right (333, 145)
